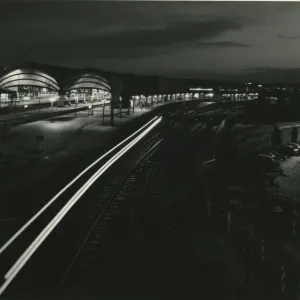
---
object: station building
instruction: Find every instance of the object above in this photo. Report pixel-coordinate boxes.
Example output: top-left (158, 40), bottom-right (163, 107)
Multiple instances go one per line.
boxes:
top-left (131, 90), bottom-right (214, 107)
top-left (62, 72), bottom-right (111, 104)
top-left (0, 68), bottom-right (59, 101)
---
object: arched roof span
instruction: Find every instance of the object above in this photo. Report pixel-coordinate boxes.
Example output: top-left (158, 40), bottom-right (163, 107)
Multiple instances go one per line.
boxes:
top-left (63, 72), bottom-right (111, 92)
top-left (0, 68), bottom-right (59, 91)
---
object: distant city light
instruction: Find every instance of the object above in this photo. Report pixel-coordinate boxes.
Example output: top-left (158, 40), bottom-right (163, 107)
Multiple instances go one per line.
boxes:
top-left (258, 84), bottom-right (263, 87)
top-left (24, 105), bottom-right (28, 108)
top-left (189, 88), bottom-right (213, 91)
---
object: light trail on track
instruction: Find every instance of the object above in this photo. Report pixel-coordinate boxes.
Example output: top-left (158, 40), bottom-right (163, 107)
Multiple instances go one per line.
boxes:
top-left (0, 116), bottom-right (160, 257)
top-left (0, 116), bottom-right (162, 297)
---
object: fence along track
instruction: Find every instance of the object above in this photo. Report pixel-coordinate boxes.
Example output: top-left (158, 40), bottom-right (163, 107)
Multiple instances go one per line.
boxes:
top-left (208, 198), bottom-right (300, 299)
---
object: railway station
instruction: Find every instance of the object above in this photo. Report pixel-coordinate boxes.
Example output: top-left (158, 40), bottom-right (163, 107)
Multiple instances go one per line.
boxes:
top-left (62, 72), bottom-right (111, 104)
top-left (4, 2), bottom-right (300, 299)
top-left (0, 68), bottom-right (60, 102)
top-left (131, 90), bottom-right (216, 107)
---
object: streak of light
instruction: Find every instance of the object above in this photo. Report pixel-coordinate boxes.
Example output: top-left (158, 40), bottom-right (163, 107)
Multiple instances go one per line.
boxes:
top-left (0, 116), bottom-right (159, 256)
top-left (0, 117), bottom-right (162, 296)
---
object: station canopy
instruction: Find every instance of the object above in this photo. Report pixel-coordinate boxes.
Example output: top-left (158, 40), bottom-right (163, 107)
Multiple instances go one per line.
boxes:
top-left (0, 68), bottom-right (60, 91)
top-left (63, 72), bottom-right (111, 93)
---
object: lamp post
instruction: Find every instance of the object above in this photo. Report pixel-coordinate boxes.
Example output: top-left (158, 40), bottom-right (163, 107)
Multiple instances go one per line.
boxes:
top-left (49, 98), bottom-right (55, 122)
top-left (102, 100), bottom-right (106, 125)
top-left (132, 99), bottom-right (135, 114)
top-left (119, 97), bottom-right (122, 118)
top-left (75, 96), bottom-right (78, 117)
top-left (91, 96), bottom-right (94, 115)
top-left (14, 96), bottom-right (17, 116)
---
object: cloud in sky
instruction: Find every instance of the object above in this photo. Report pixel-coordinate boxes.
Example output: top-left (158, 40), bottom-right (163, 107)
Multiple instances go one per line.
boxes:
top-left (277, 34), bottom-right (300, 40)
top-left (72, 18), bottom-right (248, 59)
top-left (1, 1), bottom-right (300, 82)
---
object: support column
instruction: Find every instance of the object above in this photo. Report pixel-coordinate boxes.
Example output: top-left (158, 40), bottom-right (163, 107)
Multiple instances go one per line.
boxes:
top-left (109, 75), bottom-right (123, 126)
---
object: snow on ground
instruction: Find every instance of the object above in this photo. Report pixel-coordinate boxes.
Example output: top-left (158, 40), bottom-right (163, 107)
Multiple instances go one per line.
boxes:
top-left (1, 110), bottom-right (98, 156)
top-left (196, 102), bottom-right (215, 108)
top-left (277, 121), bottom-right (300, 129)
top-left (0, 107), bottom-right (150, 155)
top-left (0, 102), bottom-right (90, 122)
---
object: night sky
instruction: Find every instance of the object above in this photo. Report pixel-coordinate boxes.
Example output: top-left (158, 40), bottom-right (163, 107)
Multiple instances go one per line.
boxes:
top-left (1, 1), bottom-right (300, 82)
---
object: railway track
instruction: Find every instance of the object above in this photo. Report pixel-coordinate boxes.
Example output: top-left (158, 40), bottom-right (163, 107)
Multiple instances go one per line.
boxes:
top-left (0, 116), bottom-right (163, 299)
top-left (53, 123), bottom-right (205, 300)
top-left (52, 136), bottom-right (163, 299)
top-left (0, 109), bottom-right (236, 300)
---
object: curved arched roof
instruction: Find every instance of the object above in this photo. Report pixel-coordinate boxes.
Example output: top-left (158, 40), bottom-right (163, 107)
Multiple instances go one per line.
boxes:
top-left (63, 72), bottom-right (111, 92)
top-left (0, 68), bottom-right (59, 91)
